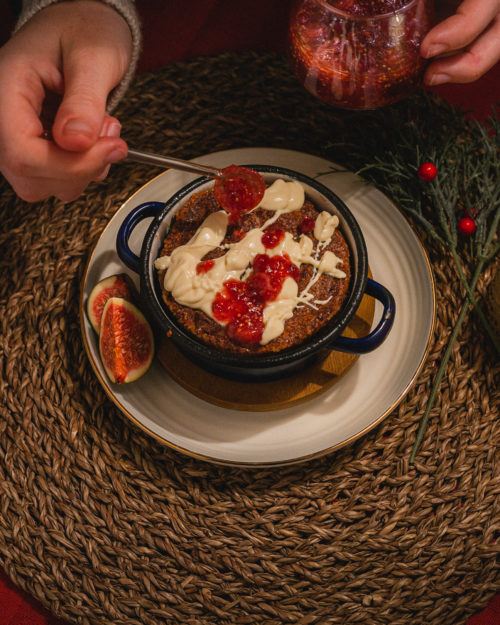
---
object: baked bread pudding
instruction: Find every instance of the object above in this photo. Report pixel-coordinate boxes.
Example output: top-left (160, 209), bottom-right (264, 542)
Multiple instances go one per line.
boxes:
top-left (154, 178), bottom-right (351, 355)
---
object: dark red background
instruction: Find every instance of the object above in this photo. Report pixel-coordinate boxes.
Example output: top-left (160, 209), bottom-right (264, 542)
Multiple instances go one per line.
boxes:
top-left (0, 2), bottom-right (498, 624)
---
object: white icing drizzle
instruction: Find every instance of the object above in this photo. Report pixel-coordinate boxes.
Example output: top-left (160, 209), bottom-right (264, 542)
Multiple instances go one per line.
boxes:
top-left (154, 179), bottom-right (346, 345)
top-left (258, 180), bottom-right (305, 230)
top-left (258, 179), bottom-right (305, 213)
top-left (314, 211), bottom-right (339, 242)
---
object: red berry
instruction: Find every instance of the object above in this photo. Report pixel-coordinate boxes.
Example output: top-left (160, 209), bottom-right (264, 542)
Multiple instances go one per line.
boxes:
top-left (253, 253), bottom-right (269, 274)
top-left (248, 272), bottom-right (274, 302)
top-left (418, 162), bottom-right (437, 182)
top-left (458, 216), bottom-right (476, 236)
top-left (226, 312), bottom-right (263, 344)
top-left (300, 216), bottom-right (315, 233)
top-left (288, 263), bottom-right (300, 281)
top-left (196, 259), bottom-right (215, 274)
top-left (262, 228), bottom-right (285, 249)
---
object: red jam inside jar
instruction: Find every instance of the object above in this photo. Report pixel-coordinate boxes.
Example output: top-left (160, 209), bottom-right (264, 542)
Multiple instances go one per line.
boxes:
top-left (288, 0), bottom-right (434, 109)
top-left (212, 252), bottom-right (300, 344)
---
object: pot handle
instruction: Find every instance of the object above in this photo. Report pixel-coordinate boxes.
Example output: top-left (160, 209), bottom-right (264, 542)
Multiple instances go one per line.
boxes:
top-left (116, 201), bottom-right (165, 273)
top-left (330, 278), bottom-right (395, 354)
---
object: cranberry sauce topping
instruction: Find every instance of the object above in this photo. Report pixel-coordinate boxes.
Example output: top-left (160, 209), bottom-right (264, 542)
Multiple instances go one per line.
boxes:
top-left (262, 228), bottom-right (285, 249)
top-left (300, 216), bottom-right (316, 233)
top-left (213, 165), bottom-right (266, 223)
top-left (212, 246), bottom-right (300, 345)
top-left (289, 0), bottom-right (433, 109)
top-left (196, 259), bottom-right (215, 274)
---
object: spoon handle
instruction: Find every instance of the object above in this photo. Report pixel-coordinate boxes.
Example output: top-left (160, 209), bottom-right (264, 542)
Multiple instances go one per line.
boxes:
top-left (126, 148), bottom-right (222, 178)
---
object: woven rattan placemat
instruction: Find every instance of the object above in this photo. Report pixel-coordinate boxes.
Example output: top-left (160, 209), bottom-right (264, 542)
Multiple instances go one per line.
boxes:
top-left (0, 51), bottom-right (498, 625)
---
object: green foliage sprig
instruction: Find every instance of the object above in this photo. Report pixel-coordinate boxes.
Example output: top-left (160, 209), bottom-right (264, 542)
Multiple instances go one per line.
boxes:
top-left (323, 91), bottom-right (499, 462)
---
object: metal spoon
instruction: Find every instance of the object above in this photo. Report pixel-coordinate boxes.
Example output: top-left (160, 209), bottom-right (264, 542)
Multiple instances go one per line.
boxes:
top-left (126, 148), bottom-right (223, 178)
top-left (126, 148), bottom-right (266, 215)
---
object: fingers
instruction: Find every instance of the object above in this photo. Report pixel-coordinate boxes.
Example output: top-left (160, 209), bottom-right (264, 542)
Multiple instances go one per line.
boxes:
top-left (422, 0), bottom-right (500, 84)
top-left (100, 115), bottom-right (122, 139)
top-left (0, 60), bottom-right (127, 202)
top-left (93, 116), bottom-right (123, 182)
top-left (52, 52), bottom-right (121, 151)
top-left (52, 46), bottom-right (127, 152)
top-left (0, 68), bottom-right (127, 201)
top-left (422, 0), bottom-right (499, 57)
top-left (424, 18), bottom-right (500, 85)
top-left (0, 1), bottom-right (133, 202)
top-left (2, 132), bottom-right (128, 203)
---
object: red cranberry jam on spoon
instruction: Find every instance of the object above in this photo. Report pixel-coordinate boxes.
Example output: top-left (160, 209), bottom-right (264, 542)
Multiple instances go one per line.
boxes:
top-left (213, 164), bottom-right (266, 222)
top-left (125, 149), bottom-right (265, 222)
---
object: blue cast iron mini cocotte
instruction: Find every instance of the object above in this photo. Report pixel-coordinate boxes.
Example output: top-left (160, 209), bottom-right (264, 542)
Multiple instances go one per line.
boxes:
top-left (116, 165), bottom-right (395, 381)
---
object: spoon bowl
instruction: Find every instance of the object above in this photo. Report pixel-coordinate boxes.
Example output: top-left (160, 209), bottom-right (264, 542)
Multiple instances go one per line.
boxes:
top-left (126, 148), bottom-right (266, 216)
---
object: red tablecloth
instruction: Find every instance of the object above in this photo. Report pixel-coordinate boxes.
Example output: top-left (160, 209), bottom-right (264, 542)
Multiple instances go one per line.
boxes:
top-left (0, 2), bottom-right (498, 624)
top-left (1, 560), bottom-right (499, 625)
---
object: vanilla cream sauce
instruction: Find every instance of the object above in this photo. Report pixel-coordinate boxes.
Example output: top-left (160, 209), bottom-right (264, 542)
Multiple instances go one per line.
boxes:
top-left (154, 179), bottom-right (346, 344)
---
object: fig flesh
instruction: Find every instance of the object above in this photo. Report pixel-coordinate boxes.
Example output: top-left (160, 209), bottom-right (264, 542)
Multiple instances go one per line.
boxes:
top-left (87, 273), bottom-right (136, 334)
top-left (99, 297), bottom-right (154, 384)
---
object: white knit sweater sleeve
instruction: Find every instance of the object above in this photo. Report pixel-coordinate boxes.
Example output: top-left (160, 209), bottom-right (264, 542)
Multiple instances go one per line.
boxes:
top-left (14, 0), bottom-right (142, 110)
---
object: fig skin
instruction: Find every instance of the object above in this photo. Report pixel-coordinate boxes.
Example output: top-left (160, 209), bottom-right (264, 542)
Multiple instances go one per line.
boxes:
top-left (87, 273), bottom-right (137, 334)
top-left (99, 297), bottom-right (154, 384)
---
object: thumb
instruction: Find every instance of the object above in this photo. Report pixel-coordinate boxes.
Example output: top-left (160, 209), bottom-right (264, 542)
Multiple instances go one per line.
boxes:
top-left (51, 49), bottom-right (118, 152)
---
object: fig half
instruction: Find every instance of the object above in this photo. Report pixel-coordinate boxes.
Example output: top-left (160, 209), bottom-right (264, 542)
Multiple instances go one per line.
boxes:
top-left (87, 273), bottom-right (137, 334)
top-left (99, 297), bottom-right (154, 384)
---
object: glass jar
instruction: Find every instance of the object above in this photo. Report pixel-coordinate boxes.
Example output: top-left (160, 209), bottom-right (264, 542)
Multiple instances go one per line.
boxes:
top-left (288, 0), bottom-right (435, 110)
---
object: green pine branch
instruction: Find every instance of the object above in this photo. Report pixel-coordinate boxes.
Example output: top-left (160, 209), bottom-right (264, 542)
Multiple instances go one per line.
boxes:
top-left (322, 91), bottom-right (499, 462)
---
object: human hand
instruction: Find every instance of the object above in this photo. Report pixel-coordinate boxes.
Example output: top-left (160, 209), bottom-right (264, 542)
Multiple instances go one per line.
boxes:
top-left (421, 0), bottom-right (500, 85)
top-left (0, 1), bottom-right (133, 202)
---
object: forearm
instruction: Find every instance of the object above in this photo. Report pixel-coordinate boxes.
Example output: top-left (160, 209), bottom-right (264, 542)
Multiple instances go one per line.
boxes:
top-left (15, 0), bottom-right (142, 108)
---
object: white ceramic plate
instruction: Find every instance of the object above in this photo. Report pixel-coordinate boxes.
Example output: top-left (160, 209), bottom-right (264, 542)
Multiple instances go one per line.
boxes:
top-left (80, 148), bottom-right (435, 466)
